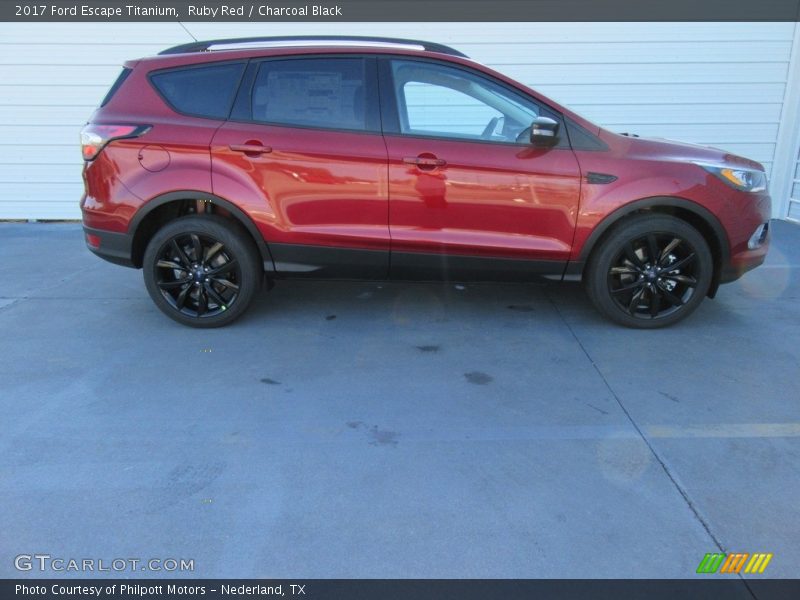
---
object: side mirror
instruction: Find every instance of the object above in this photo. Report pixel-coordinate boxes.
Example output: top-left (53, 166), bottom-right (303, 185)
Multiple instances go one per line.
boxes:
top-left (530, 116), bottom-right (560, 146)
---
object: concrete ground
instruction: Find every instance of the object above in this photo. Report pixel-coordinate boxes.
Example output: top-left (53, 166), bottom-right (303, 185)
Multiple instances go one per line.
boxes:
top-left (0, 220), bottom-right (798, 580)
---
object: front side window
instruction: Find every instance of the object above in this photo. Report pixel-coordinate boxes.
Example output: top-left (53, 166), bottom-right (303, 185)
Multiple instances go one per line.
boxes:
top-left (251, 58), bottom-right (373, 132)
top-left (390, 59), bottom-right (541, 143)
top-left (150, 62), bottom-right (245, 119)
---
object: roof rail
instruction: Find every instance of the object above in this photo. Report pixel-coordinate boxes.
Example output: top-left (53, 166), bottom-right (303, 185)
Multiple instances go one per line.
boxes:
top-left (159, 36), bottom-right (468, 58)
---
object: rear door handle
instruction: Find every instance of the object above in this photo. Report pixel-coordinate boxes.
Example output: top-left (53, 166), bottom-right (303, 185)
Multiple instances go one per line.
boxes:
top-left (403, 156), bottom-right (446, 169)
top-left (229, 142), bottom-right (272, 156)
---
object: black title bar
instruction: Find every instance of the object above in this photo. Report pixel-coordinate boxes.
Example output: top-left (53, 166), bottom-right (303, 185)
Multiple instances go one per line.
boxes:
top-left (3, 0), bottom-right (800, 22)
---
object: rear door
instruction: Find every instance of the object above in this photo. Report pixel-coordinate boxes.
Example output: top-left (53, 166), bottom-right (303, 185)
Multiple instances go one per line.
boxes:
top-left (379, 57), bottom-right (581, 280)
top-left (211, 56), bottom-right (389, 278)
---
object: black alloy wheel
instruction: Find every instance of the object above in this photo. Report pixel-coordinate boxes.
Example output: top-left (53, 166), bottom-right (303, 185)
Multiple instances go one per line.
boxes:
top-left (143, 215), bottom-right (261, 327)
top-left (585, 215), bottom-right (713, 328)
top-left (155, 232), bottom-right (240, 318)
top-left (608, 233), bottom-right (699, 320)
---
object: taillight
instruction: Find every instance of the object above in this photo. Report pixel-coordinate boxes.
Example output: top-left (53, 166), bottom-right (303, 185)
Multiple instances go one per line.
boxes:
top-left (80, 124), bottom-right (150, 161)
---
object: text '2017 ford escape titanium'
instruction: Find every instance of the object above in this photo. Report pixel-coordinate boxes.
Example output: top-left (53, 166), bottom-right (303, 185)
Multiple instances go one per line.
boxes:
top-left (80, 36), bottom-right (771, 328)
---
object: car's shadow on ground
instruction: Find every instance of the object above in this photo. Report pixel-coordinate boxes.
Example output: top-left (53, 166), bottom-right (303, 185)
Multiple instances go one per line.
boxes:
top-left (231, 277), bottom-right (762, 332)
top-left (237, 278), bottom-right (604, 326)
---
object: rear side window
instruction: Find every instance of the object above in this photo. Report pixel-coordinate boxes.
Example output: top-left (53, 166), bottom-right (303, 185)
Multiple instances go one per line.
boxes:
top-left (250, 58), bottom-right (374, 132)
top-left (150, 62), bottom-right (245, 119)
top-left (100, 68), bottom-right (131, 107)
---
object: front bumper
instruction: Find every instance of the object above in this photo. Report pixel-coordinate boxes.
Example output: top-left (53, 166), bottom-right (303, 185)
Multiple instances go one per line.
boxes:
top-left (83, 226), bottom-right (136, 268)
top-left (719, 221), bottom-right (770, 284)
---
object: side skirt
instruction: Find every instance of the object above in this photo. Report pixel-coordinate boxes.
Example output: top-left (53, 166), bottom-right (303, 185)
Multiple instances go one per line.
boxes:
top-left (391, 252), bottom-right (566, 282)
top-left (268, 243), bottom-right (567, 282)
top-left (269, 244), bottom-right (389, 279)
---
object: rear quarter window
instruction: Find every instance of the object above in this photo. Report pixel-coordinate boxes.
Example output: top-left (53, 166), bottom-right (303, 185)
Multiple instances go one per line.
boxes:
top-left (150, 62), bottom-right (245, 119)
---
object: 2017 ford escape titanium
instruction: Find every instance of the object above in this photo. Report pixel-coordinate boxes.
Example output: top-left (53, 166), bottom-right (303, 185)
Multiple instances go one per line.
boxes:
top-left (80, 36), bottom-right (771, 328)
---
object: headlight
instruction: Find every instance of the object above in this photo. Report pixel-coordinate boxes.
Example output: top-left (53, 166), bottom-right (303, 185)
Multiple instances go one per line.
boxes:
top-left (694, 162), bottom-right (767, 193)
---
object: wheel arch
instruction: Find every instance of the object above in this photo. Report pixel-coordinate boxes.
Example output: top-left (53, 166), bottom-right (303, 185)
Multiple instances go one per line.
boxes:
top-left (576, 196), bottom-right (730, 298)
top-left (128, 191), bottom-right (274, 271)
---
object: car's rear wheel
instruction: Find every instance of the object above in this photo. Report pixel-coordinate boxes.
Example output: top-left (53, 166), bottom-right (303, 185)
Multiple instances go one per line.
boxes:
top-left (585, 214), bottom-right (713, 328)
top-left (143, 215), bottom-right (261, 328)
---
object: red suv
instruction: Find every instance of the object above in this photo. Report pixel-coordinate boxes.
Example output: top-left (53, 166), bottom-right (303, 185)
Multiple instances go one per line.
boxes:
top-left (80, 36), bottom-right (771, 328)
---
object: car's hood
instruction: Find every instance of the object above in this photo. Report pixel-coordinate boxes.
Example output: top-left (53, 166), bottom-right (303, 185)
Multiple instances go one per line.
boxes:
top-left (598, 128), bottom-right (765, 171)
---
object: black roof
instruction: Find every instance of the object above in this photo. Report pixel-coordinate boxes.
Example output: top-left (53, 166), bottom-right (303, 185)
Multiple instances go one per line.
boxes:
top-left (159, 36), bottom-right (468, 58)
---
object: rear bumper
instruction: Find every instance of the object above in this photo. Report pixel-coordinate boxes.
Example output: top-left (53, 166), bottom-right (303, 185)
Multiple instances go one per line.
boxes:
top-left (83, 226), bottom-right (136, 268)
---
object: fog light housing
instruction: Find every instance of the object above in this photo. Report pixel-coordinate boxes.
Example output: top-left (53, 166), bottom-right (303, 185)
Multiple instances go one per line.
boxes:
top-left (747, 222), bottom-right (769, 250)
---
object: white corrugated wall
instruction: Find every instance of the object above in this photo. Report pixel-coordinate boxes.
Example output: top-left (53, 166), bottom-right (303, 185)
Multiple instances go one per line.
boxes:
top-left (789, 147), bottom-right (800, 221)
top-left (0, 22), bottom-right (798, 220)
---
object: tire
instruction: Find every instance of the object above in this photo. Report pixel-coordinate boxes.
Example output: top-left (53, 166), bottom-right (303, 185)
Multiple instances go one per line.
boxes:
top-left (584, 214), bottom-right (713, 328)
top-left (143, 215), bottom-right (262, 328)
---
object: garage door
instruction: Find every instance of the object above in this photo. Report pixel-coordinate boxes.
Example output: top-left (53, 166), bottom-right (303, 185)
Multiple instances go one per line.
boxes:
top-left (0, 22), bottom-right (796, 220)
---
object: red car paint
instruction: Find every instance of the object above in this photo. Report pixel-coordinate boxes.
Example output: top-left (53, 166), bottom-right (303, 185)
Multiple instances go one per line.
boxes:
top-left (80, 40), bottom-right (770, 295)
top-left (211, 121), bottom-right (390, 252)
top-left (384, 134), bottom-right (581, 261)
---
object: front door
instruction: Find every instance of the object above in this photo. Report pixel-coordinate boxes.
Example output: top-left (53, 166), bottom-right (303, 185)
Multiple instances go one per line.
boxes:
top-left (380, 58), bottom-right (581, 280)
top-left (211, 56), bottom-right (389, 278)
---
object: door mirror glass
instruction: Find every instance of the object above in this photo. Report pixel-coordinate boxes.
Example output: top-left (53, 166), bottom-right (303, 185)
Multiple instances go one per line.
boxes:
top-left (530, 116), bottom-right (560, 146)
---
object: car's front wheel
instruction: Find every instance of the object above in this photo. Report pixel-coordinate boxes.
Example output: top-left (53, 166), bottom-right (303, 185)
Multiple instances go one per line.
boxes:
top-left (143, 215), bottom-right (261, 328)
top-left (585, 214), bottom-right (713, 328)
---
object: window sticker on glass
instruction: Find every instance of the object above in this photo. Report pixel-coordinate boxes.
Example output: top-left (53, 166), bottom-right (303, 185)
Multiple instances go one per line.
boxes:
top-left (252, 59), bottom-right (368, 131)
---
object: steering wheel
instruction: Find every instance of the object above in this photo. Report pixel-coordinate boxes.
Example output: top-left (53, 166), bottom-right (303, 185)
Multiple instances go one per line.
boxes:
top-left (515, 126), bottom-right (532, 144)
top-left (481, 117), bottom-right (500, 139)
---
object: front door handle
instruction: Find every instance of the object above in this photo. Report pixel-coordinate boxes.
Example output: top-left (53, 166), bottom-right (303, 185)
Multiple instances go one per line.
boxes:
top-left (403, 155), bottom-right (447, 170)
top-left (229, 142), bottom-right (272, 157)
